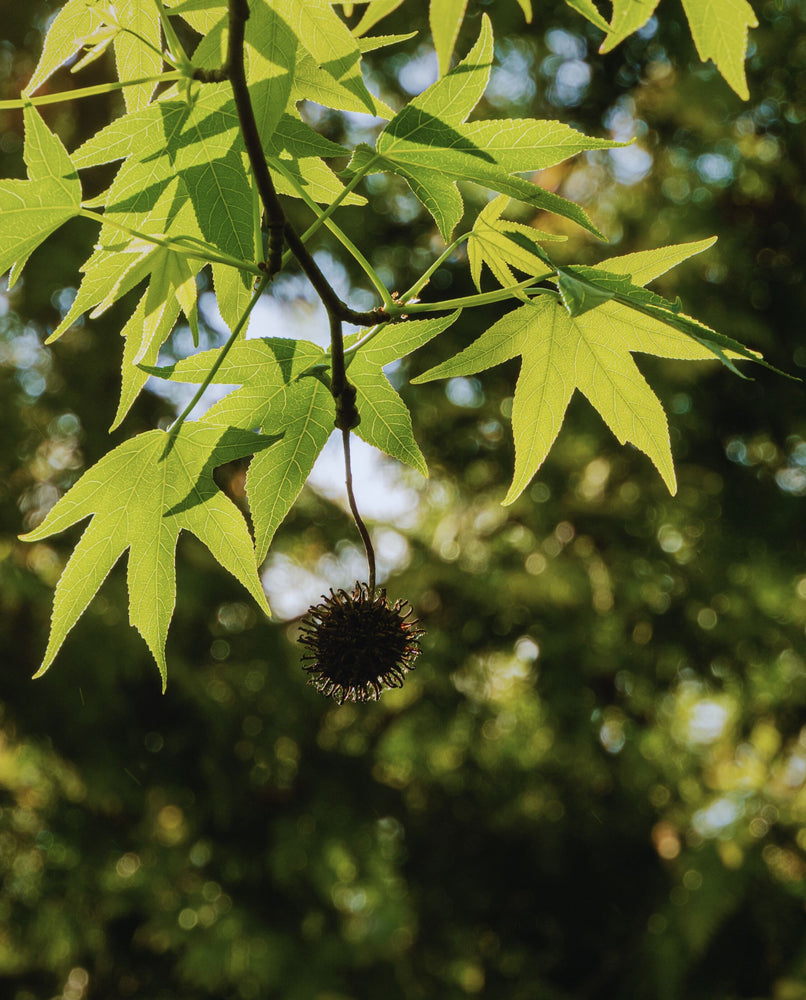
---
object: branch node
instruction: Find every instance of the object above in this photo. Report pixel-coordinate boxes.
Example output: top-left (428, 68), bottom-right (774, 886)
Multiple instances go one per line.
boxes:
top-left (334, 382), bottom-right (360, 431)
top-left (192, 67), bottom-right (229, 83)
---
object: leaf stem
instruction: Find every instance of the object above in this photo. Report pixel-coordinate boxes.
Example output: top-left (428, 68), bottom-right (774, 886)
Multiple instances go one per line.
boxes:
top-left (341, 322), bottom-right (389, 360)
top-left (400, 232), bottom-right (471, 303)
top-left (155, 0), bottom-right (194, 75)
top-left (163, 274), bottom-right (270, 450)
top-left (387, 275), bottom-right (558, 315)
top-left (78, 208), bottom-right (262, 275)
top-left (6, 73), bottom-right (183, 109)
top-left (271, 160), bottom-right (394, 310)
top-left (297, 166), bottom-right (370, 245)
top-left (342, 426), bottom-right (376, 595)
top-left (330, 312), bottom-right (375, 593)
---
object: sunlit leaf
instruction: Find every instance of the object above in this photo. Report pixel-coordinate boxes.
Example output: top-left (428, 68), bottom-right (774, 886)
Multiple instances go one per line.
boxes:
top-left (345, 17), bottom-right (620, 240)
top-left (20, 424), bottom-right (272, 687)
top-left (413, 239), bottom-right (748, 501)
top-left (0, 107), bottom-right (81, 285)
top-left (681, 0), bottom-right (758, 99)
top-left (563, 0), bottom-right (609, 32)
top-left (600, 0), bottom-right (662, 54)
top-left (430, 0), bottom-right (468, 77)
top-left (468, 195), bottom-right (560, 293)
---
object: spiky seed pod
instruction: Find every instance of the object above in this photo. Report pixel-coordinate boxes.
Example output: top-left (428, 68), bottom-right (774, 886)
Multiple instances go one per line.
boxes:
top-left (298, 582), bottom-right (425, 703)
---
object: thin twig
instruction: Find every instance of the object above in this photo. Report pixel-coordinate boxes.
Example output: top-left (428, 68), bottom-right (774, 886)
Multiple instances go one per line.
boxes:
top-left (342, 426), bottom-right (376, 596)
top-left (330, 313), bottom-right (374, 589)
top-left (221, 0), bottom-right (286, 273)
top-left (194, 0), bottom-right (382, 582)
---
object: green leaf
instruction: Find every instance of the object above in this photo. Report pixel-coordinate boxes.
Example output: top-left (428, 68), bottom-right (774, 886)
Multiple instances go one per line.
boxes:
top-left (681, 0), bottom-right (758, 100)
top-left (107, 243), bottom-right (202, 432)
top-left (430, 0), bottom-right (469, 77)
top-left (460, 118), bottom-right (626, 173)
top-left (563, 0), bottom-right (611, 32)
top-left (555, 249), bottom-right (771, 372)
top-left (347, 312), bottom-right (462, 475)
top-left (414, 240), bottom-right (746, 501)
top-left (272, 0), bottom-right (382, 115)
top-left (468, 195), bottom-right (560, 293)
top-left (515, 0), bottom-right (533, 23)
top-left (0, 106), bottom-right (81, 284)
top-left (556, 266), bottom-right (617, 316)
top-left (145, 337), bottom-right (332, 562)
top-left (352, 0), bottom-right (405, 36)
top-left (74, 86), bottom-right (256, 329)
top-left (23, 0), bottom-right (106, 96)
top-left (114, 0), bottom-right (163, 112)
top-left (244, 0), bottom-right (297, 145)
top-left (347, 17), bottom-right (619, 240)
top-left (246, 377), bottom-right (335, 561)
top-left (165, 0), bottom-right (225, 36)
top-left (114, 290), bottom-right (180, 433)
top-left (357, 32), bottom-right (417, 54)
top-left (599, 0), bottom-right (757, 96)
top-left (600, 0), bottom-right (662, 54)
top-left (146, 313), bottom-right (459, 557)
top-left (20, 424), bottom-right (272, 688)
top-left (289, 44), bottom-right (395, 118)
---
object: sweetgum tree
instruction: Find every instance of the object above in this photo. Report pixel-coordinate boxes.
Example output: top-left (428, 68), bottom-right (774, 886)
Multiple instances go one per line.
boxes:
top-left (1, 2), bottom-right (806, 998)
top-left (1, 0), bottom-right (771, 683)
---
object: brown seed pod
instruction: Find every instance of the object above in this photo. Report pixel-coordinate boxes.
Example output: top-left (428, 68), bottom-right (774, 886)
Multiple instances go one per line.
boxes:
top-left (298, 582), bottom-right (424, 703)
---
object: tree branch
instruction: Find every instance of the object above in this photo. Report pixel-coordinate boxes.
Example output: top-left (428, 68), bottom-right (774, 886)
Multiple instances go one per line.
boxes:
top-left (194, 0), bottom-right (385, 588)
top-left (194, 0), bottom-right (389, 327)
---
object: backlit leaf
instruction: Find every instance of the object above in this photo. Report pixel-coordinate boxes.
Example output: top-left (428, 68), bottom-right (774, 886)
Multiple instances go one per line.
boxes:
top-left (20, 424), bottom-right (272, 687)
top-left (0, 107), bottom-right (81, 284)
top-left (413, 240), bottom-right (751, 501)
top-left (600, 0), bottom-right (662, 54)
top-left (430, 0), bottom-right (469, 77)
top-left (346, 17), bottom-right (619, 239)
top-left (681, 0), bottom-right (758, 99)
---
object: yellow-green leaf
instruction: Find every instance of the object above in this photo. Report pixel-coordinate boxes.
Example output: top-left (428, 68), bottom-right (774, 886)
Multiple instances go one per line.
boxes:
top-left (563, 0), bottom-right (609, 32)
top-left (430, 0), bottom-right (469, 77)
top-left (20, 425), bottom-right (272, 688)
top-left (0, 107), bottom-right (81, 284)
top-left (600, 0), bottom-right (662, 54)
top-left (468, 195), bottom-right (560, 292)
top-left (414, 240), bottom-right (740, 502)
top-left (681, 0), bottom-right (758, 100)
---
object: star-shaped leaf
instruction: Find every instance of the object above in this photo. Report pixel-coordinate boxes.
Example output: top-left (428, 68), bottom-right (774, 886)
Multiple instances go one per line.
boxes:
top-left (0, 106), bottom-right (81, 285)
top-left (24, 0), bottom-right (108, 96)
top-left (20, 424), bottom-right (272, 688)
top-left (345, 15), bottom-right (623, 240)
top-left (468, 195), bottom-right (564, 292)
top-left (148, 337), bottom-right (333, 562)
top-left (413, 238), bottom-right (755, 502)
top-left (146, 313), bottom-right (459, 560)
top-left (24, 0), bottom-right (163, 109)
top-left (598, 0), bottom-right (757, 99)
top-left (680, 0), bottom-right (758, 100)
top-left (47, 183), bottom-right (203, 427)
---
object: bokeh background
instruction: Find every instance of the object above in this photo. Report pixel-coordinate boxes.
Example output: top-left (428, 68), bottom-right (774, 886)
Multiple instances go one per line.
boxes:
top-left (2, 1), bottom-right (806, 997)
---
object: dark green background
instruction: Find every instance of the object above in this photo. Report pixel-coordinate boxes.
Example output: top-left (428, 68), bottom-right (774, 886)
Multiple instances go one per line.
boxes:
top-left (1, 1), bottom-right (805, 997)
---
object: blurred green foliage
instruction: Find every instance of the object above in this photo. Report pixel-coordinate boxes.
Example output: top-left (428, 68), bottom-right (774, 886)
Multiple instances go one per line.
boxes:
top-left (1, 1), bottom-right (806, 998)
